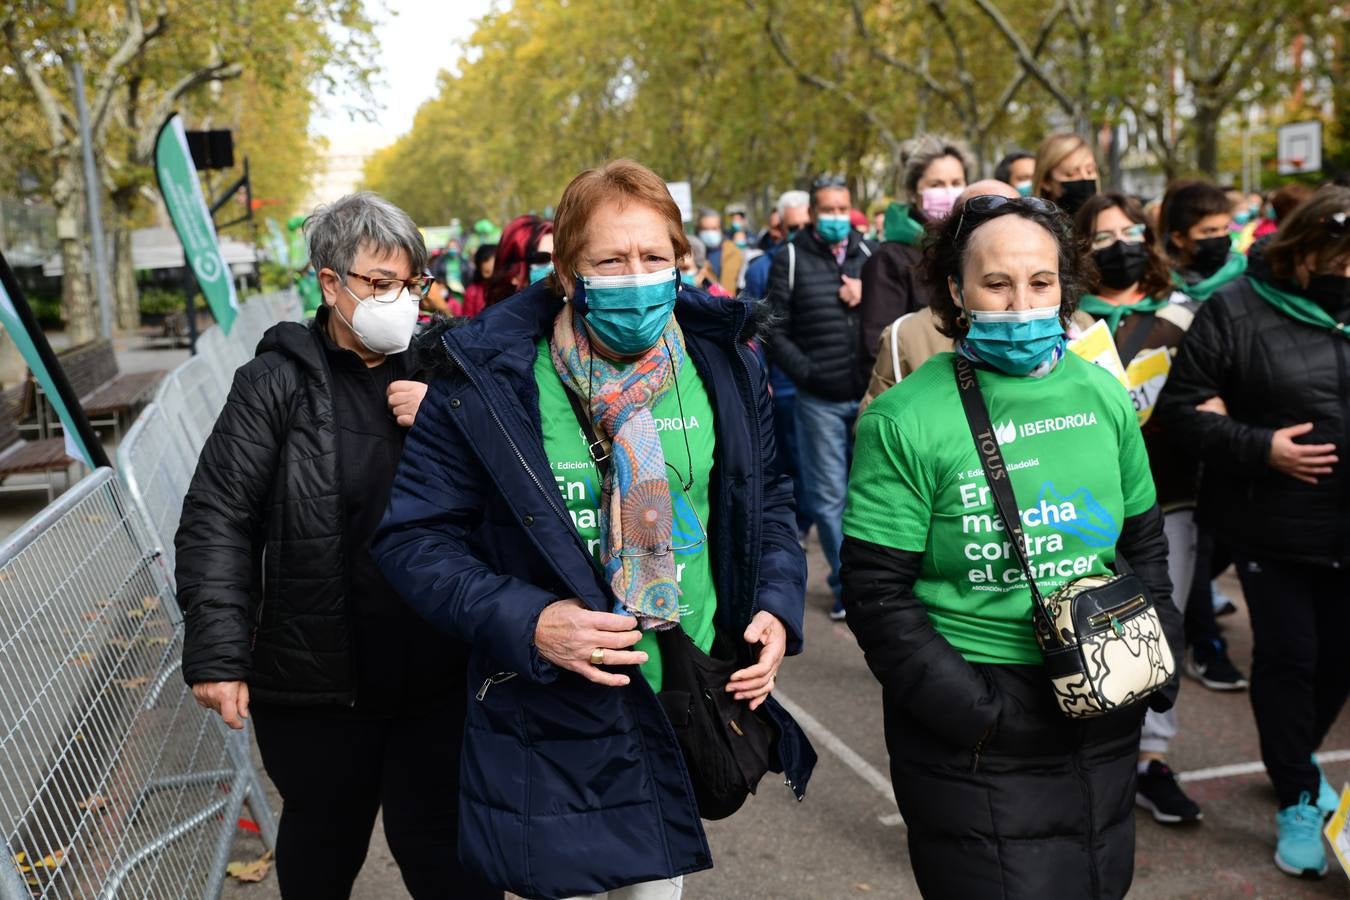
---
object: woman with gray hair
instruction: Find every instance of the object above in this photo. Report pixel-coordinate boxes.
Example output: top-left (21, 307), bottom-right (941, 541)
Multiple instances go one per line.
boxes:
top-left (175, 192), bottom-right (499, 899)
top-left (860, 134), bottom-right (976, 373)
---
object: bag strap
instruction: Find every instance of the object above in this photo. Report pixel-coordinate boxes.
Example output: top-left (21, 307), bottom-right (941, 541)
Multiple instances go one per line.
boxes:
top-left (1117, 312), bottom-right (1157, 367)
top-left (787, 242), bottom-right (796, 294)
top-left (952, 355), bottom-right (1061, 649)
top-left (563, 386), bottom-right (611, 480)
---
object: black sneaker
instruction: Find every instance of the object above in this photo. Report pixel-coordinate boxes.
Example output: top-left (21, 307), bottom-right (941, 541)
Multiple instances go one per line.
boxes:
top-left (1136, 761), bottom-right (1203, 824)
top-left (1185, 640), bottom-right (1249, 691)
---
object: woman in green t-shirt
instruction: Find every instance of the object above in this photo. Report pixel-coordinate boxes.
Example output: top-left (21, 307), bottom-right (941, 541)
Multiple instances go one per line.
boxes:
top-left (840, 196), bottom-right (1183, 900)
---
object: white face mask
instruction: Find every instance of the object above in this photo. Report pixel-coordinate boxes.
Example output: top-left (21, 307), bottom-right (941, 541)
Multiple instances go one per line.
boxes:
top-left (336, 282), bottom-right (418, 354)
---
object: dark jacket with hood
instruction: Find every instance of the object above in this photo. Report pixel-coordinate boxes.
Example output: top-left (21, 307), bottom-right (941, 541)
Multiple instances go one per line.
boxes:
top-left (174, 309), bottom-right (467, 707)
top-left (370, 281), bottom-right (816, 899)
top-left (767, 226), bottom-right (876, 401)
top-left (1155, 240), bottom-right (1350, 568)
top-left (859, 202), bottom-right (933, 378)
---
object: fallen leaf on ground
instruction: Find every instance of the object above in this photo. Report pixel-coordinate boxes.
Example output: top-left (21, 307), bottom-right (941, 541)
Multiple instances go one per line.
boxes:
top-left (226, 850), bottom-right (273, 883)
top-left (118, 676), bottom-right (150, 690)
top-left (69, 652), bottom-right (93, 668)
top-left (854, 885), bottom-right (872, 892)
top-left (141, 596), bottom-right (160, 611)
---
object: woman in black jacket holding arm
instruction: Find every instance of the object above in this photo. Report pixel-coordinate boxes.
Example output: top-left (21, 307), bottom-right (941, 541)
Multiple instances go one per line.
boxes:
top-left (1154, 184), bottom-right (1350, 880)
top-left (840, 196), bottom-right (1182, 899)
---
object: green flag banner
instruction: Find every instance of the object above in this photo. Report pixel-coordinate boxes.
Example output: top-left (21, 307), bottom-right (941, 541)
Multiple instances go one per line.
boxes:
top-left (154, 114), bottom-right (239, 334)
top-left (0, 250), bottom-right (107, 468)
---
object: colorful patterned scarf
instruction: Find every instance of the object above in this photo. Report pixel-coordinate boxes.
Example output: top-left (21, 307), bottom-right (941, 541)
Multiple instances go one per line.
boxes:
top-left (551, 308), bottom-right (685, 630)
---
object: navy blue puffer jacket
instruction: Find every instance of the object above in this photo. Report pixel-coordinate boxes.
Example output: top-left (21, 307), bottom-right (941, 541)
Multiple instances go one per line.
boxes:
top-left (372, 281), bottom-right (816, 899)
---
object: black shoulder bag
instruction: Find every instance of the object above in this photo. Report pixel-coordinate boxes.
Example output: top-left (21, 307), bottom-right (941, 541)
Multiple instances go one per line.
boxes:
top-left (563, 386), bottom-right (774, 818)
top-left (952, 355), bottom-right (1175, 718)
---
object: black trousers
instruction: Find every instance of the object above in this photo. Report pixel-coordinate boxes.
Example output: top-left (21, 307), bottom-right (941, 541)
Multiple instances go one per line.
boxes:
top-left (251, 703), bottom-right (501, 900)
top-left (1183, 528), bottom-right (1230, 648)
top-left (1235, 553), bottom-right (1350, 809)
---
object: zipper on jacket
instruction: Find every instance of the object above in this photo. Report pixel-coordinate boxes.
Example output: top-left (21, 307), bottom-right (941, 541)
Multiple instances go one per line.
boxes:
top-left (1087, 596), bottom-right (1146, 632)
top-left (970, 731), bottom-right (988, 774)
top-left (475, 671), bottom-right (518, 701)
top-left (730, 307), bottom-right (764, 620)
top-left (441, 340), bottom-right (596, 585)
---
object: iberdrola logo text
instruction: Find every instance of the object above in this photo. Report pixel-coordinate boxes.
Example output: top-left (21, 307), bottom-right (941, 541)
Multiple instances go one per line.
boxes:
top-left (994, 411), bottom-right (1099, 445)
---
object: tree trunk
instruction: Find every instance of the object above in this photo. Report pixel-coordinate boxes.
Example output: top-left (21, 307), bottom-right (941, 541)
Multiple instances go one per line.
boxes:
top-left (1194, 103), bottom-right (1221, 178)
top-left (51, 161), bottom-right (97, 346)
top-left (111, 193), bottom-right (140, 331)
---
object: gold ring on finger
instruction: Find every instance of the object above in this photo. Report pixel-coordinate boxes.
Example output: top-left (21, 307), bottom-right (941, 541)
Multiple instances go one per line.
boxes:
top-left (590, 648), bottom-right (605, 666)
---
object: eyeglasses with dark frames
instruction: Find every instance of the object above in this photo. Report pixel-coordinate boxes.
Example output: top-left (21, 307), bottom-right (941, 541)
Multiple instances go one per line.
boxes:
top-left (345, 270), bottom-right (432, 300)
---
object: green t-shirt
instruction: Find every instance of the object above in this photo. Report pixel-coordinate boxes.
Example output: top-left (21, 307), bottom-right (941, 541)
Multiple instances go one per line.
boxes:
top-left (532, 339), bottom-right (718, 690)
top-left (843, 352), bottom-right (1157, 665)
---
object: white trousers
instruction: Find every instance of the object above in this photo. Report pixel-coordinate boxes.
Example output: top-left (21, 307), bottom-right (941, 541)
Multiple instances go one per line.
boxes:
top-left (1140, 508), bottom-right (1197, 755)
top-left (566, 876), bottom-right (684, 900)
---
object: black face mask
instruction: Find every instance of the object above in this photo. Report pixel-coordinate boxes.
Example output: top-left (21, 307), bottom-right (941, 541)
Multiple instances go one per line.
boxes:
top-left (1191, 236), bottom-right (1232, 277)
top-left (1055, 179), bottom-right (1097, 215)
top-left (1305, 273), bottom-right (1350, 311)
top-left (1093, 241), bottom-right (1151, 291)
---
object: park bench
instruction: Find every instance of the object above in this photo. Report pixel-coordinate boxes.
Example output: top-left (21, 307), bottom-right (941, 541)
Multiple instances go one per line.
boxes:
top-left (0, 393), bottom-right (74, 501)
top-left (39, 338), bottom-right (164, 441)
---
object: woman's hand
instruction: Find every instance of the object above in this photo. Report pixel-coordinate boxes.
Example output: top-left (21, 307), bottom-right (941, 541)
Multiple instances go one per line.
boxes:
top-left (727, 611), bottom-right (788, 711)
top-left (1269, 422), bottom-right (1338, 485)
top-left (1195, 395), bottom-right (1227, 416)
top-left (534, 598), bottom-right (647, 687)
top-left (192, 680), bottom-right (250, 730)
top-left (388, 380), bottom-right (428, 427)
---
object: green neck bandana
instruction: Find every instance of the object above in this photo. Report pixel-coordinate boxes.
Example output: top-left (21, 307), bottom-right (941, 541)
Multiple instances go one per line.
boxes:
top-left (1248, 277), bottom-right (1350, 341)
top-left (883, 202), bottom-right (925, 246)
top-left (1078, 293), bottom-right (1170, 335)
top-left (1171, 252), bottom-right (1247, 302)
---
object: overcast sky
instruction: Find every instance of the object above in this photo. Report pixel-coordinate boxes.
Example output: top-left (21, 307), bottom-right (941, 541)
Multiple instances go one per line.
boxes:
top-left (311, 0), bottom-right (497, 146)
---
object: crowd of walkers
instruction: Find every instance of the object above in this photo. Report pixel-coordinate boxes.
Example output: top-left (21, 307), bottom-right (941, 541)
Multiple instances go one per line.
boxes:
top-left (172, 130), bottom-right (1348, 899)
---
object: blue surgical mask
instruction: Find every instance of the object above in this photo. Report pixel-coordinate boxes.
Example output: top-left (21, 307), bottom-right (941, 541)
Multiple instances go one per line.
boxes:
top-left (698, 229), bottom-right (723, 249)
top-left (816, 214), bottom-right (851, 244)
top-left (963, 304), bottom-right (1065, 376)
top-left (1015, 180), bottom-right (1033, 197)
top-left (528, 263), bottom-right (553, 285)
top-left (574, 267), bottom-right (677, 355)
top-left (680, 271), bottom-right (698, 286)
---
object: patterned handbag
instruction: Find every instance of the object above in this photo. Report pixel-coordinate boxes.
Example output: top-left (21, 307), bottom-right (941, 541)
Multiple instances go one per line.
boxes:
top-left (953, 356), bottom-right (1175, 719)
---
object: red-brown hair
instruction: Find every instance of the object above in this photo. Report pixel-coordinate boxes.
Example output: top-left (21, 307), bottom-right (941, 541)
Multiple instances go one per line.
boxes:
top-left (485, 215), bottom-right (552, 307)
top-left (551, 159), bottom-right (691, 297)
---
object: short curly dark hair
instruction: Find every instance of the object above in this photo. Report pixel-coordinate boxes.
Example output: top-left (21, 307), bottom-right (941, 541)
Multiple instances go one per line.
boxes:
top-left (922, 198), bottom-right (1086, 339)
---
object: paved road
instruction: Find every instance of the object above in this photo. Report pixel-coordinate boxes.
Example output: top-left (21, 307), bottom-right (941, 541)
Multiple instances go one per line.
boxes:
top-left (220, 536), bottom-right (1350, 899)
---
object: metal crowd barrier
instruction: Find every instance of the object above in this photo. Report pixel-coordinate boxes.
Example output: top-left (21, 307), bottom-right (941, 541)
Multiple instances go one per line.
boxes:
top-left (115, 406), bottom-right (199, 579)
top-left (0, 469), bottom-right (274, 900)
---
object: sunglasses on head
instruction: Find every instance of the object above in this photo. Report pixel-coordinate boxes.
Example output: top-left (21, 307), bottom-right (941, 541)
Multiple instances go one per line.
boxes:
top-left (952, 195), bottom-right (1059, 242)
top-left (812, 174), bottom-right (847, 190)
top-left (1322, 211), bottom-right (1350, 234)
top-left (526, 251), bottom-right (553, 266)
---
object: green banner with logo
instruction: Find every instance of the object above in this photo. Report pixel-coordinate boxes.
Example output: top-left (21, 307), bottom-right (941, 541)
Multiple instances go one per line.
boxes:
top-left (154, 114), bottom-right (238, 333)
top-left (0, 251), bottom-right (103, 468)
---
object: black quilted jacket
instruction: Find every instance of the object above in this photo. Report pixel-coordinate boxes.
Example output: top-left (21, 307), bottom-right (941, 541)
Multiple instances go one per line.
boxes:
top-left (1154, 247), bottom-right (1350, 568)
top-left (767, 228), bottom-right (876, 401)
top-left (174, 314), bottom-right (437, 705)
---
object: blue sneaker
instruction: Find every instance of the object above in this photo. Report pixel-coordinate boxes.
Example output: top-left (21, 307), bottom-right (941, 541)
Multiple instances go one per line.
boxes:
top-left (1314, 758), bottom-right (1340, 818)
top-left (1274, 793), bottom-right (1328, 878)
